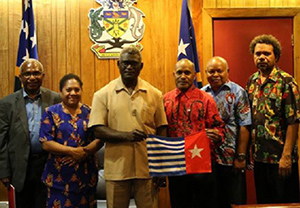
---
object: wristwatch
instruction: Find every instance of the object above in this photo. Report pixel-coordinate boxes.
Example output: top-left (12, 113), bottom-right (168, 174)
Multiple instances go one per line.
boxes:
top-left (237, 153), bottom-right (246, 162)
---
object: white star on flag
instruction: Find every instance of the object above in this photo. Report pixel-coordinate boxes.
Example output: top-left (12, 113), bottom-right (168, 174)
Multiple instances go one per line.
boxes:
top-left (189, 144), bottom-right (203, 159)
top-left (24, 0), bottom-right (30, 11)
top-left (22, 49), bottom-right (29, 61)
top-left (30, 31), bottom-right (37, 48)
top-left (178, 38), bottom-right (190, 57)
top-left (22, 20), bottom-right (29, 40)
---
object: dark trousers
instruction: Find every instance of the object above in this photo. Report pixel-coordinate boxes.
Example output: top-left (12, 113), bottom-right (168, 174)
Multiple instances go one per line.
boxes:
top-left (16, 154), bottom-right (47, 208)
top-left (254, 161), bottom-right (300, 204)
top-left (168, 161), bottom-right (217, 208)
top-left (216, 164), bottom-right (246, 208)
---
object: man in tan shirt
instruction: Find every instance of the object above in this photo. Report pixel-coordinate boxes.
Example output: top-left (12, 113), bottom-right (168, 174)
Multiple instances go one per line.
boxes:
top-left (88, 47), bottom-right (168, 208)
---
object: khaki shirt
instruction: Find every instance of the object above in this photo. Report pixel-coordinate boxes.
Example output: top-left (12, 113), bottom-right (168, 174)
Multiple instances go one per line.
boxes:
top-left (89, 77), bottom-right (168, 180)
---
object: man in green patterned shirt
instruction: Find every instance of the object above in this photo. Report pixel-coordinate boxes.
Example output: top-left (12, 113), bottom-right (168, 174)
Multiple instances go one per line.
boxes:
top-left (246, 34), bottom-right (300, 204)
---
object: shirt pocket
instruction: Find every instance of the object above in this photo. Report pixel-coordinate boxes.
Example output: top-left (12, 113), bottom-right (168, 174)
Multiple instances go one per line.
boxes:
top-left (267, 92), bottom-right (281, 118)
top-left (141, 103), bottom-right (156, 127)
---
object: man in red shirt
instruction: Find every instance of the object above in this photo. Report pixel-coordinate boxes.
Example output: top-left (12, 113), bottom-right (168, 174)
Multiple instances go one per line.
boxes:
top-left (164, 58), bottom-right (225, 208)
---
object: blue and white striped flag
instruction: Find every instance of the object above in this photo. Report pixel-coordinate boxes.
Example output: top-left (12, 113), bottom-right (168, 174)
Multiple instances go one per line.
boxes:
top-left (147, 132), bottom-right (211, 177)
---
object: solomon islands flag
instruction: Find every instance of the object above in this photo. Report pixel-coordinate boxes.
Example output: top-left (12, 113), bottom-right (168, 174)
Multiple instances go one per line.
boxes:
top-left (177, 0), bottom-right (202, 88)
top-left (147, 131), bottom-right (211, 177)
top-left (14, 0), bottom-right (38, 91)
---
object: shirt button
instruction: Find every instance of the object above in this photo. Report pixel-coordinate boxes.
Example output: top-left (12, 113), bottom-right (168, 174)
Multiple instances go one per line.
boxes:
top-left (132, 109), bottom-right (136, 116)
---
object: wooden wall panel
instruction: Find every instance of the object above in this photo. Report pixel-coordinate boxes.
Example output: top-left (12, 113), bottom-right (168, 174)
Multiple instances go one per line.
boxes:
top-left (0, 0), bottom-right (184, 104)
top-left (80, 0), bottom-right (96, 104)
top-left (37, 0), bottom-right (53, 90)
top-left (244, 0), bottom-right (257, 7)
top-left (55, 0), bottom-right (67, 93)
top-left (217, 0), bottom-right (231, 8)
top-left (0, 0), bottom-right (9, 98)
top-left (270, 0), bottom-right (283, 7)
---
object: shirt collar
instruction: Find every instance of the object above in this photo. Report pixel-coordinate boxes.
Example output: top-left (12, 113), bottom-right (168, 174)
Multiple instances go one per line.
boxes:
top-left (205, 81), bottom-right (231, 93)
top-left (115, 76), bottom-right (147, 94)
top-left (175, 84), bottom-right (196, 99)
top-left (252, 67), bottom-right (279, 83)
top-left (23, 89), bottom-right (41, 100)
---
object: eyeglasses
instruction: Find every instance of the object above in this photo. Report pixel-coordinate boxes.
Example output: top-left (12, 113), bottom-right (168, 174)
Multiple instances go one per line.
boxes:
top-left (120, 61), bottom-right (140, 68)
top-left (21, 71), bottom-right (43, 78)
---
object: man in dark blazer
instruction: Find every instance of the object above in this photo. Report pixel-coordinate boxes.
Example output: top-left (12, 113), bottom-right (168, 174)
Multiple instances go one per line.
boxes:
top-left (0, 59), bottom-right (61, 208)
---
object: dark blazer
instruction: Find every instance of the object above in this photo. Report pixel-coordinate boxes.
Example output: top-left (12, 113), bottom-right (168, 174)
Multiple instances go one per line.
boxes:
top-left (0, 87), bottom-right (61, 192)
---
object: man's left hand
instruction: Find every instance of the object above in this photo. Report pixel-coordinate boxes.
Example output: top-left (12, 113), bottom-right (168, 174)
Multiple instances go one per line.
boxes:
top-left (233, 159), bottom-right (246, 174)
top-left (278, 154), bottom-right (292, 179)
top-left (153, 177), bottom-right (167, 189)
top-left (205, 129), bottom-right (221, 143)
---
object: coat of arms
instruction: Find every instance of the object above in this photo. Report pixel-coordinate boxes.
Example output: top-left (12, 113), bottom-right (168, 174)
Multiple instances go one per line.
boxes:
top-left (88, 0), bottom-right (145, 59)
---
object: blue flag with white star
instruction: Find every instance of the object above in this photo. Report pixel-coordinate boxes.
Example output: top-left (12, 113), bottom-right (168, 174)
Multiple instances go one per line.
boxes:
top-left (177, 0), bottom-right (202, 88)
top-left (14, 0), bottom-right (38, 91)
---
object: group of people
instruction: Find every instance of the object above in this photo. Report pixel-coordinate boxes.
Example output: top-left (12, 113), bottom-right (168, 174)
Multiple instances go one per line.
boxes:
top-left (0, 34), bottom-right (299, 208)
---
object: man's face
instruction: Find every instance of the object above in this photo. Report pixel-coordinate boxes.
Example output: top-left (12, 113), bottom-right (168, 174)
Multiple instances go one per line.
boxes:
top-left (19, 60), bottom-right (44, 94)
top-left (253, 43), bottom-right (277, 72)
top-left (118, 52), bottom-right (143, 83)
top-left (174, 60), bottom-right (195, 92)
top-left (206, 59), bottom-right (229, 92)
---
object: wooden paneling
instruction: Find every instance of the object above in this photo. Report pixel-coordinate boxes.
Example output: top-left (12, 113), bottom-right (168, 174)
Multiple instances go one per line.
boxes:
top-left (0, 0), bottom-right (9, 98)
top-left (0, 0), bottom-right (183, 106)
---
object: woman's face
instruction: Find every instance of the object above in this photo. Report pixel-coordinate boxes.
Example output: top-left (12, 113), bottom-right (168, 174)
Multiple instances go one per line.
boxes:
top-left (61, 78), bottom-right (82, 109)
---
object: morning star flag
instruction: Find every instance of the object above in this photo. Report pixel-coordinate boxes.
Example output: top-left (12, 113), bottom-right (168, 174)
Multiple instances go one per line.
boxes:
top-left (14, 0), bottom-right (38, 91)
top-left (177, 0), bottom-right (202, 88)
top-left (147, 131), bottom-right (211, 177)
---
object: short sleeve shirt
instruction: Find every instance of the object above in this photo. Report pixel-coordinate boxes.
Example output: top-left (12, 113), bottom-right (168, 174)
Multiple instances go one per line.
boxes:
top-left (88, 77), bottom-right (168, 180)
top-left (246, 67), bottom-right (300, 163)
top-left (202, 81), bottom-right (252, 165)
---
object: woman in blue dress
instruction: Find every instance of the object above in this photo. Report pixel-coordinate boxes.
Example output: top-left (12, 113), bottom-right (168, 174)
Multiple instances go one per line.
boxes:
top-left (39, 73), bottom-right (102, 208)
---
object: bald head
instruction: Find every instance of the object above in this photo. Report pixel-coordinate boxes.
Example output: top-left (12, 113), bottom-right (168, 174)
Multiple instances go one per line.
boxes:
top-left (174, 58), bottom-right (196, 92)
top-left (205, 56), bottom-right (229, 92)
top-left (206, 56), bottom-right (228, 70)
top-left (20, 58), bottom-right (44, 74)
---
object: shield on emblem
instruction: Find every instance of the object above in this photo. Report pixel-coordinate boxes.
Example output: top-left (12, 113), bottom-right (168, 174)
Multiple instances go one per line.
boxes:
top-left (103, 10), bottom-right (129, 38)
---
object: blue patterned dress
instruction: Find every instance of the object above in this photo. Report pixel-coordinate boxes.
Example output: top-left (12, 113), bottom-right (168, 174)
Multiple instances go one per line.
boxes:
top-left (39, 103), bottom-right (98, 208)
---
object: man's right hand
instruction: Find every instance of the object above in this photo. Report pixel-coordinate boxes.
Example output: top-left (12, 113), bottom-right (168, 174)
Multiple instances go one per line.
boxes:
top-left (126, 129), bottom-right (147, 142)
top-left (0, 177), bottom-right (10, 188)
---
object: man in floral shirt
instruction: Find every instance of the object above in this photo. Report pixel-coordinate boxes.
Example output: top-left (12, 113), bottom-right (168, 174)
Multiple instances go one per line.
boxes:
top-left (164, 58), bottom-right (225, 208)
top-left (202, 56), bottom-right (251, 207)
top-left (246, 34), bottom-right (300, 204)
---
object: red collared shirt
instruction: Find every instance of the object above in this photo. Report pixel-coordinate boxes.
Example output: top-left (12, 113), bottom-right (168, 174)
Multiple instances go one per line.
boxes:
top-left (164, 86), bottom-right (225, 161)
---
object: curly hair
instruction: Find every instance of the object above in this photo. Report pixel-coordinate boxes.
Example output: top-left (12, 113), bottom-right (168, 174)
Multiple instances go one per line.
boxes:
top-left (249, 34), bottom-right (282, 61)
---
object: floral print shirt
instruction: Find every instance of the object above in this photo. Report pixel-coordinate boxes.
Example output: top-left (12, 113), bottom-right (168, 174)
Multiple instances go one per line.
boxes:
top-left (163, 86), bottom-right (225, 161)
top-left (39, 103), bottom-right (98, 193)
top-left (202, 81), bottom-right (252, 165)
top-left (246, 67), bottom-right (300, 164)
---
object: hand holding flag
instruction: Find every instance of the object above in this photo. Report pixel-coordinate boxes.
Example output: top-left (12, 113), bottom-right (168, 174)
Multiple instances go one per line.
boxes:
top-left (146, 131), bottom-right (211, 177)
